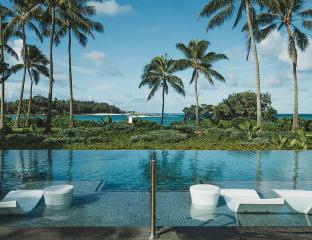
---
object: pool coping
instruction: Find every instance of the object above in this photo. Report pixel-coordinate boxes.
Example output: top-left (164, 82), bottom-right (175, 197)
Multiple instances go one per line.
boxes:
top-left (1, 227), bottom-right (312, 240)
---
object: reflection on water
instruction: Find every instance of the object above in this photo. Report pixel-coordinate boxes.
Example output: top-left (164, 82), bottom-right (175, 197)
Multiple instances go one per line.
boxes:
top-left (190, 204), bottom-right (217, 222)
top-left (0, 150), bottom-right (311, 195)
top-left (293, 151), bottom-right (299, 189)
top-left (255, 151), bottom-right (262, 192)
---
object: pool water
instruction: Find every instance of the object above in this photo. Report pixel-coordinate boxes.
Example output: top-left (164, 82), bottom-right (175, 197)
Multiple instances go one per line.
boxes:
top-left (1, 150), bottom-right (312, 227)
top-left (1, 150), bottom-right (312, 194)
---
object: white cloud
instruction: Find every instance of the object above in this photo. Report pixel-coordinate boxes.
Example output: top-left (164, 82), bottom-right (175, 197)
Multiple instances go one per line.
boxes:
top-left (83, 50), bottom-right (106, 65)
top-left (259, 30), bottom-right (312, 72)
top-left (262, 75), bottom-right (287, 88)
top-left (226, 74), bottom-right (240, 87)
top-left (89, 0), bottom-right (133, 16)
top-left (7, 39), bottom-right (23, 65)
top-left (54, 72), bottom-right (67, 82)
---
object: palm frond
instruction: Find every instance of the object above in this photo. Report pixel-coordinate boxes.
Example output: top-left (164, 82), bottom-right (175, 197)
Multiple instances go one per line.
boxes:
top-left (205, 4), bottom-right (234, 31)
top-left (4, 44), bottom-right (19, 60)
top-left (293, 25), bottom-right (309, 51)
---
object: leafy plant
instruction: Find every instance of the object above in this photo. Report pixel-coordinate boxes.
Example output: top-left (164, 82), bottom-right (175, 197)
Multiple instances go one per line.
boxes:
top-left (239, 121), bottom-right (260, 141)
top-left (98, 116), bottom-right (112, 126)
top-left (270, 136), bottom-right (289, 150)
top-left (105, 116), bottom-right (112, 125)
top-left (290, 130), bottom-right (310, 151)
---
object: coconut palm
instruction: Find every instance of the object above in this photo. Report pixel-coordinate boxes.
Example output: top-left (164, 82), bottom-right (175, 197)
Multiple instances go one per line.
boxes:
top-left (139, 55), bottom-right (185, 125)
top-left (40, 0), bottom-right (64, 133)
top-left (55, 0), bottom-right (103, 128)
top-left (11, 45), bottom-right (49, 127)
top-left (198, 0), bottom-right (273, 129)
top-left (256, 0), bottom-right (312, 131)
top-left (175, 40), bottom-right (228, 125)
top-left (6, 0), bottom-right (41, 128)
top-left (0, 4), bottom-right (19, 129)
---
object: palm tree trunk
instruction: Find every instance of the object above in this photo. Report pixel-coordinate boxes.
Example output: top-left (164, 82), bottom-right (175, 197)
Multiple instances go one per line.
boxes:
top-left (0, 77), bottom-right (4, 129)
top-left (245, 0), bottom-right (262, 129)
top-left (0, 15), bottom-right (4, 129)
top-left (15, 24), bottom-right (27, 128)
top-left (161, 87), bottom-right (165, 125)
top-left (286, 25), bottom-right (299, 131)
top-left (45, 6), bottom-right (55, 133)
top-left (292, 62), bottom-right (299, 131)
top-left (68, 28), bottom-right (74, 128)
top-left (25, 69), bottom-right (33, 127)
top-left (194, 69), bottom-right (199, 125)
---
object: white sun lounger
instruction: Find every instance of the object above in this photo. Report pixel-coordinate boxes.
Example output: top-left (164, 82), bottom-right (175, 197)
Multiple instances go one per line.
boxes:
top-left (274, 190), bottom-right (312, 214)
top-left (0, 190), bottom-right (43, 215)
top-left (220, 189), bottom-right (284, 213)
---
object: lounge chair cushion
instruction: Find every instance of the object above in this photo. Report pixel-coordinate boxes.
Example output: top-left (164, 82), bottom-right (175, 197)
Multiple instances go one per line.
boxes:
top-left (221, 189), bottom-right (284, 213)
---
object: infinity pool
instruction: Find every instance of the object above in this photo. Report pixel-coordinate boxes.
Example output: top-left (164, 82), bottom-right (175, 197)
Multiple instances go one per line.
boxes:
top-left (0, 150), bottom-right (312, 227)
top-left (1, 150), bottom-right (312, 194)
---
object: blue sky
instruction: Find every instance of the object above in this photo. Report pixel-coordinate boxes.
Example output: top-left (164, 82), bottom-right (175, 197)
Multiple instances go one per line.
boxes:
top-left (5, 0), bottom-right (312, 113)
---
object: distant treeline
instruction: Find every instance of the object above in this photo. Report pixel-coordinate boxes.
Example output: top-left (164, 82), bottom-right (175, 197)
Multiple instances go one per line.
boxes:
top-left (5, 95), bottom-right (123, 115)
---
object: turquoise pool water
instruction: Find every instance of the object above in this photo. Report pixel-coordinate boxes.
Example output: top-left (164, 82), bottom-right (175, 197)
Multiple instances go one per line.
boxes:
top-left (1, 150), bottom-right (312, 227)
top-left (1, 150), bottom-right (312, 194)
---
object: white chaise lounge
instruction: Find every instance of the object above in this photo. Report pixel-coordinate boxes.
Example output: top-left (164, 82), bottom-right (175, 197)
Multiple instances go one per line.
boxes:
top-left (274, 189), bottom-right (312, 214)
top-left (221, 189), bottom-right (284, 213)
top-left (0, 190), bottom-right (43, 215)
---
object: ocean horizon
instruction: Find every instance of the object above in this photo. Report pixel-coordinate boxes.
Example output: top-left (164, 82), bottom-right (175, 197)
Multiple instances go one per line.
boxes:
top-left (7, 113), bottom-right (312, 126)
top-left (75, 113), bottom-right (312, 126)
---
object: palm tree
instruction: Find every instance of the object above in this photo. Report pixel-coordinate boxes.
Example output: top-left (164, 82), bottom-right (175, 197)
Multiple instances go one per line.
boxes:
top-left (11, 45), bottom-right (49, 127)
top-left (55, 0), bottom-right (103, 128)
top-left (175, 40), bottom-right (228, 124)
top-left (256, 0), bottom-right (312, 131)
top-left (41, 0), bottom-right (63, 133)
top-left (0, 4), bottom-right (19, 129)
top-left (139, 55), bottom-right (185, 125)
top-left (198, 0), bottom-right (272, 129)
top-left (6, 0), bottom-right (41, 128)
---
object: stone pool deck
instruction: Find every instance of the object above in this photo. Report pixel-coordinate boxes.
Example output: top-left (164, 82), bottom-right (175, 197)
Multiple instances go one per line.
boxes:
top-left (1, 227), bottom-right (312, 240)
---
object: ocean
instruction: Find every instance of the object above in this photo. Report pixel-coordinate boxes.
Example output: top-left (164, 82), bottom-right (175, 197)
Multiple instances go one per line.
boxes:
top-left (7, 113), bottom-right (312, 126)
top-left (74, 113), bottom-right (312, 126)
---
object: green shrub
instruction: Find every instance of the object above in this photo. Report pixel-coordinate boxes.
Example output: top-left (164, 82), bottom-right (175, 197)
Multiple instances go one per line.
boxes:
top-left (206, 127), bottom-right (244, 141)
top-left (131, 130), bottom-right (188, 143)
top-left (133, 119), bottom-right (160, 129)
top-left (218, 120), bottom-right (232, 129)
top-left (230, 118), bottom-right (250, 128)
top-left (3, 133), bottom-right (44, 147)
top-left (0, 124), bottom-right (13, 136)
top-left (304, 120), bottom-right (312, 132)
top-left (28, 118), bottom-right (45, 128)
top-left (201, 119), bottom-right (215, 128)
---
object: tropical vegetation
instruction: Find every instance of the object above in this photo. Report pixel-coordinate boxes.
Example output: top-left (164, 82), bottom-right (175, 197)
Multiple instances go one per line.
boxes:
top-left (55, 0), bottom-right (103, 127)
top-left (255, 0), bottom-right (312, 131)
top-left (0, 0), bottom-right (104, 133)
top-left (175, 40), bottom-right (228, 125)
top-left (11, 45), bottom-right (49, 127)
top-left (5, 95), bottom-right (123, 115)
top-left (0, 0), bottom-right (312, 151)
top-left (139, 55), bottom-right (185, 125)
top-left (198, 0), bottom-right (269, 129)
